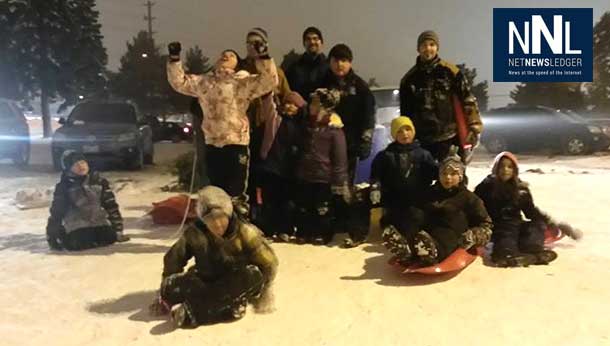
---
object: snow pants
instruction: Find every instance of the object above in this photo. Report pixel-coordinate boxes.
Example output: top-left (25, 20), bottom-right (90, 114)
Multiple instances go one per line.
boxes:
top-left (256, 172), bottom-right (296, 237)
top-left (160, 264), bottom-right (264, 325)
top-left (63, 226), bottom-right (117, 251)
top-left (295, 182), bottom-right (333, 242)
top-left (205, 144), bottom-right (250, 207)
top-left (492, 220), bottom-right (546, 259)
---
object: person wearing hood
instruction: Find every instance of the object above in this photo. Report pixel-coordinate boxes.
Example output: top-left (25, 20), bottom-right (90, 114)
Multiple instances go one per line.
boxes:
top-left (46, 151), bottom-right (129, 251)
top-left (166, 38), bottom-right (278, 216)
top-left (285, 26), bottom-right (329, 102)
top-left (399, 30), bottom-right (483, 164)
top-left (294, 88), bottom-right (349, 245)
top-left (371, 116), bottom-right (438, 242)
top-left (382, 149), bottom-right (492, 265)
top-left (474, 152), bottom-right (582, 267)
top-left (149, 186), bottom-right (279, 328)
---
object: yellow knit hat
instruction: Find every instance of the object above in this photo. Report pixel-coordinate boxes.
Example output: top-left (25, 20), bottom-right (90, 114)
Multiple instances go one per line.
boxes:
top-left (391, 116), bottom-right (415, 140)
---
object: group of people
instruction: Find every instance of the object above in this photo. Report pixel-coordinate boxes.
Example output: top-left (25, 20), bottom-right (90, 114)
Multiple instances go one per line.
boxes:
top-left (44, 27), bottom-right (581, 328)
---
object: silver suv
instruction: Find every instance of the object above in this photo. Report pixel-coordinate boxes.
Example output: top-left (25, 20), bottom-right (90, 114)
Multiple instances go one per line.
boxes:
top-left (52, 101), bottom-right (154, 170)
top-left (0, 98), bottom-right (30, 167)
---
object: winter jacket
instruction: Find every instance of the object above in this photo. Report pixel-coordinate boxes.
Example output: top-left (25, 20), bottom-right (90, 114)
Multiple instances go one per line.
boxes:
top-left (162, 215), bottom-right (278, 286)
top-left (167, 59), bottom-right (278, 147)
top-left (370, 141), bottom-right (438, 209)
top-left (285, 52), bottom-right (329, 101)
top-left (296, 114), bottom-right (349, 186)
top-left (420, 183), bottom-right (492, 242)
top-left (321, 69), bottom-right (376, 158)
top-left (47, 171), bottom-right (122, 237)
top-left (259, 110), bottom-right (306, 178)
top-left (399, 56), bottom-right (482, 143)
top-left (474, 175), bottom-right (547, 227)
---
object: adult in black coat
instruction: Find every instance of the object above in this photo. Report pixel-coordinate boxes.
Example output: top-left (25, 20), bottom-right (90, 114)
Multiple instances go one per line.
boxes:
top-left (285, 26), bottom-right (328, 102)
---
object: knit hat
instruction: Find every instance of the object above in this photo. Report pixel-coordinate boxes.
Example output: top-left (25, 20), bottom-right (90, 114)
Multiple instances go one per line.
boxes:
top-left (310, 88), bottom-right (341, 110)
top-left (417, 30), bottom-right (440, 49)
top-left (328, 43), bottom-right (353, 62)
top-left (196, 186), bottom-right (234, 219)
top-left (61, 150), bottom-right (87, 171)
top-left (492, 151), bottom-right (519, 178)
top-left (390, 116), bottom-right (415, 140)
top-left (247, 27), bottom-right (268, 43)
top-left (303, 26), bottom-right (323, 43)
top-left (439, 151), bottom-right (465, 181)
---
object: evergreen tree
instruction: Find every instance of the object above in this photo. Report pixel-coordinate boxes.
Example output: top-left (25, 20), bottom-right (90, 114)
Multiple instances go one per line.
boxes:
top-left (457, 64), bottom-right (489, 112)
top-left (184, 45), bottom-right (212, 74)
top-left (510, 82), bottom-right (585, 110)
top-left (367, 77), bottom-right (380, 88)
top-left (0, 0), bottom-right (107, 137)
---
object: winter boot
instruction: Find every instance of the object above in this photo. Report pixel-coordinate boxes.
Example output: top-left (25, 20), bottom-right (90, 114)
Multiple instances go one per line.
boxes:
top-left (381, 225), bottom-right (413, 261)
top-left (531, 249), bottom-right (558, 265)
top-left (413, 230), bottom-right (439, 264)
top-left (170, 303), bottom-right (193, 328)
top-left (492, 253), bottom-right (537, 268)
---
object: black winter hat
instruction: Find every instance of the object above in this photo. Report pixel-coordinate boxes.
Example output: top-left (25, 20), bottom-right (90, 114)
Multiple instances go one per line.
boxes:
top-left (328, 44), bottom-right (353, 62)
top-left (302, 26), bottom-right (323, 43)
top-left (61, 150), bottom-right (86, 171)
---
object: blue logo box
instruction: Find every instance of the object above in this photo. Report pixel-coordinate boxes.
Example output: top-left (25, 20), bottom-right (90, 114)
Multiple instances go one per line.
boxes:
top-left (493, 8), bottom-right (592, 82)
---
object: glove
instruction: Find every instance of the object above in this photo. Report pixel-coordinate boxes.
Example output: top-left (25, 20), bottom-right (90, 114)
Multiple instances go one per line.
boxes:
top-left (46, 222), bottom-right (65, 250)
top-left (459, 229), bottom-right (476, 249)
top-left (369, 185), bottom-right (381, 206)
top-left (252, 41), bottom-right (270, 59)
top-left (331, 184), bottom-right (352, 204)
top-left (459, 227), bottom-right (491, 249)
top-left (168, 41), bottom-right (182, 58)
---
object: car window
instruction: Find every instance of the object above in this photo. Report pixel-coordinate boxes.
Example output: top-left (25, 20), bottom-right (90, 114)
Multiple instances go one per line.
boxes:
top-left (0, 102), bottom-right (15, 119)
top-left (69, 103), bottom-right (136, 124)
top-left (372, 89), bottom-right (400, 108)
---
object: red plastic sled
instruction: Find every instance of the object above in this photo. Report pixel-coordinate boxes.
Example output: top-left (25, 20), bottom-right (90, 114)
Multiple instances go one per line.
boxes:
top-left (389, 247), bottom-right (482, 275)
top-left (150, 194), bottom-right (198, 225)
top-left (544, 225), bottom-right (565, 244)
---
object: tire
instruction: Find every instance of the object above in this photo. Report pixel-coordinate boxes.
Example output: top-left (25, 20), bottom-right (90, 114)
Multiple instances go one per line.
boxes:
top-left (12, 140), bottom-right (30, 168)
top-left (483, 136), bottom-right (508, 154)
top-left (562, 136), bottom-right (588, 155)
top-left (127, 149), bottom-right (144, 170)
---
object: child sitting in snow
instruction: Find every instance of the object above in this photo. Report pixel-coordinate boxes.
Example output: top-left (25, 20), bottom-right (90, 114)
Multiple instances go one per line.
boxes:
top-left (383, 149), bottom-right (492, 265)
top-left (474, 152), bottom-right (582, 267)
top-left (371, 116), bottom-right (438, 240)
top-left (294, 88), bottom-right (350, 245)
top-left (46, 151), bottom-right (129, 251)
top-left (149, 186), bottom-right (278, 328)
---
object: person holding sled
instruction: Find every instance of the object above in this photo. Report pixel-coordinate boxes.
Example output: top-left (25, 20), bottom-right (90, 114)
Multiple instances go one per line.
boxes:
top-left (166, 37), bottom-right (278, 216)
top-left (294, 88), bottom-right (350, 245)
top-left (149, 186), bottom-right (278, 328)
top-left (474, 152), bottom-right (582, 267)
top-left (399, 30), bottom-right (482, 164)
top-left (370, 116), bottom-right (438, 239)
top-left (46, 151), bottom-right (129, 251)
top-left (382, 149), bottom-right (492, 265)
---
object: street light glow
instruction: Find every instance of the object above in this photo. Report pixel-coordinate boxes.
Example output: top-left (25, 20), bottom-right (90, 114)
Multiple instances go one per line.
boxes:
top-left (141, 53), bottom-right (148, 58)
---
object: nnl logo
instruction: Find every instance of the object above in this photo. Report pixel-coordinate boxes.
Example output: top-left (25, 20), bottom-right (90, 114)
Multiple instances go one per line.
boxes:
top-left (493, 8), bottom-right (592, 83)
top-left (509, 15), bottom-right (581, 54)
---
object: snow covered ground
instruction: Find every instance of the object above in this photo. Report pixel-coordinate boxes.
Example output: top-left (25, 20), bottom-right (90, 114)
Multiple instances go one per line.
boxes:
top-left (1, 141), bottom-right (609, 346)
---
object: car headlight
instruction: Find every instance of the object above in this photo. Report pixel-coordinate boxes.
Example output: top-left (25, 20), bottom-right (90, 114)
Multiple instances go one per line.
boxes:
top-left (587, 125), bottom-right (602, 134)
top-left (117, 133), bottom-right (137, 141)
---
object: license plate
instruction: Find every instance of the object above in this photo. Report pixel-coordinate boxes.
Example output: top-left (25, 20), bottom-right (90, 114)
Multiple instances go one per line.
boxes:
top-left (83, 145), bottom-right (99, 153)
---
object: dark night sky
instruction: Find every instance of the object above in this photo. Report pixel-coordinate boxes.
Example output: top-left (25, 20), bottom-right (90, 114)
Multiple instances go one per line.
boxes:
top-left (97, 0), bottom-right (608, 108)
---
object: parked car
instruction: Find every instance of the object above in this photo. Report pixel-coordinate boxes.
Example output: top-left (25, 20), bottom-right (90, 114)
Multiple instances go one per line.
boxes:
top-left (155, 113), bottom-right (194, 143)
top-left (52, 101), bottom-right (154, 170)
top-left (481, 105), bottom-right (610, 155)
top-left (0, 98), bottom-right (30, 167)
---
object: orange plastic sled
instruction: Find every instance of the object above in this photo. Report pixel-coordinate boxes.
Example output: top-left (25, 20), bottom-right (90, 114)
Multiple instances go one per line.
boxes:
top-left (150, 194), bottom-right (198, 225)
top-left (389, 247), bottom-right (482, 275)
top-left (544, 225), bottom-right (565, 244)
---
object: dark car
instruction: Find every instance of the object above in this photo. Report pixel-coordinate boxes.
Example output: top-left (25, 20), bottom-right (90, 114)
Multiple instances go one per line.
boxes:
top-left (0, 98), bottom-right (30, 167)
top-left (481, 105), bottom-right (610, 155)
top-left (154, 113), bottom-right (194, 143)
top-left (52, 101), bottom-right (154, 170)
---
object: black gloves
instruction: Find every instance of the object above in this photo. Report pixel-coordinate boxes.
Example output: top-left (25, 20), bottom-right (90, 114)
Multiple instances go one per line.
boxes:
top-left (46, 221), bottom-right (65, 250)
top-left (168, 42), bottom-right (182, 60)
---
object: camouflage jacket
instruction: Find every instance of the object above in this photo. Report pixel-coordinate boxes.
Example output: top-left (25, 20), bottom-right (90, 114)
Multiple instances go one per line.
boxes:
top-left (400, 56), bottom-right (483, 143)
top-left (167, 59), bottom-right (278, 147)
